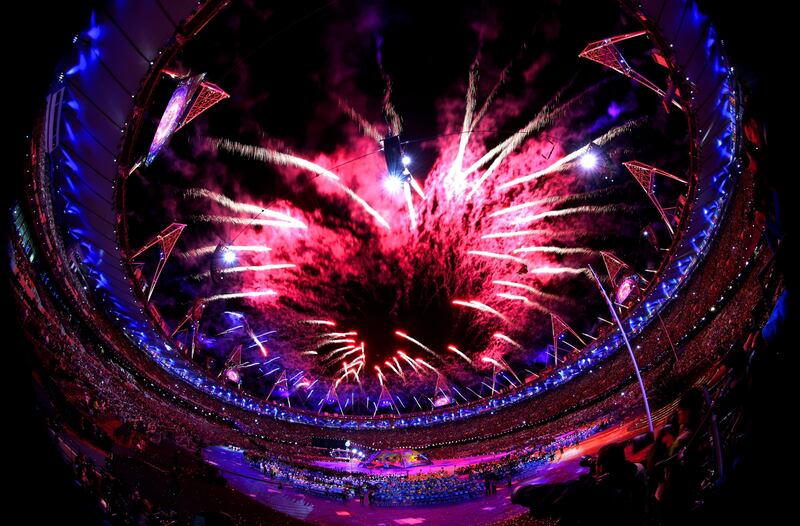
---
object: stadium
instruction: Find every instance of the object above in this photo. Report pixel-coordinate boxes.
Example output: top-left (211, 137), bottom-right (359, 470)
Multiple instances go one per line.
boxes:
top-left (11, 1), bottom-right (788, 525)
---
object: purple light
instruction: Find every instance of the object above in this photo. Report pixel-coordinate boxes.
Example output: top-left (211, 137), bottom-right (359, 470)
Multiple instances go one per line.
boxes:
top-left (579, 152), bottom-right (599, 170)
top-left (384, 175), bottom-right (404, 194)
top-left (222, 249), bottom-right (237, 264)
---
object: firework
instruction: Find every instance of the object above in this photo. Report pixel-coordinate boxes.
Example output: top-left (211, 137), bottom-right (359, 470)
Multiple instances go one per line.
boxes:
top-left (451, 299), bottom-right (509, 323)
top-left (336, 97), bottom-right (384, 142)
top-left (191, 215), bottom-right (306, 229)
top-left (317, 331), bottom-right (358, 339)
top-left (213, 138), bottom-right (391, 230)
top-left (512, 246), bottom-right (596, 256)
top-left (203, 290), bottom-right (277, 302)
top-left (184, 188), bottom-right (306, 227)
top-left (385, 359), bottom-right (405, 379)
top-left (467, 250), bottom-right (526, 265)
top-left (499, 119), bottom-right (645, 190)
top-left (182, 245), bottom-right (272, 259)
top-left (482, 356), bottom-right (504, 369)
top-left (447, 345), bottom-right (472, 363)
top-left (404, 181), bottom-right (417, 229)
top-left (394, 331), bottom-right (440, 358)
top-left (397, 351), bottom-right (421, 372)
top-left (492, 280), bottom-right (569, 306)
top-left (493, 332), bottom-right (524, 350)
top-left (494, 292), bottom-right (550, 314)
top-left (414, 358), bottom-right (438, 373)
top-left (510, 205), bottom-right (639, 226)
top-left (193, 263), bottom-right (296, 280)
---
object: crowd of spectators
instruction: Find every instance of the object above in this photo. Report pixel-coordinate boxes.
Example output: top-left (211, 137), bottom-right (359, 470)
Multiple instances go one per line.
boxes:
top-left (243, 420), bottom-right (608, 507)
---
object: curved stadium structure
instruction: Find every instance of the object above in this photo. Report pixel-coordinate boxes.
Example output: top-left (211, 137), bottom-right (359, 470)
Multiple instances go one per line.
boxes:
top-left (12, 1), bottom-right (788, 525)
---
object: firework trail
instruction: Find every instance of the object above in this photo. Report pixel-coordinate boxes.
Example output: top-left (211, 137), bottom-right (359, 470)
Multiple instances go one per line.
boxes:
top-left (245, 330), bottom-right (277, 349)
top-left (181, 245), bottom-right (272, 259)
top-left (374, 365), bottom-right (386, 385)
top-left (385, 360), bottom-right (404, 379)
top-left (464, 82), bottom-right (600, 198)
top-left (325, 347), bottom-right (362, 366)
top-left (510, 204), bottom-right (640, 226)
top-left (488, 186), bottom-right (625, 218)
top-left (467, 250), bottom-right (526, 265)
top-left (492, 280), bottom-right (573, 305)
top-left (213, 137), bottom-right (340, 180)
top-left (392, 356), bottom-right (404, 374)
top-left (482, 229), bottom-right (550, 240)
top-left (397, 351), bottom-right (421, 372)
top-left (247, 325), bottom-right (268, 357)
top-left (192, 263), bottom-right (296, 280)
top-left (470, 60), bottom-right (512, 131)
top-left (499, 118), bottom-right (646, 190)
top-left (449, 56), bottom-right (479, 187)
top-left (525, 267), bottom-right (592, 278)
top-left (314, 339), bottom-right (356, 349)
top-left (191, 215), bottom-right (306, 229)
top-left (452, 299), bottom-right (509, 323)
top-left (215, 324), bottom-right (243, 336)
top-left (394, 331), bottom-right (440, 359)
top-left (512, 246), bottom-right (597, 256)
top-left (493, 332), bottom-right (524, 350)
top-left (481, 356), bottom-right (504, 369)
top-left (376, 35), bottom-right (402, 136)
top-left (184, 188), bottom-right (306, 227)
top-left (404, 181), bottom-right (417, 229)
top-left (336, 96), bottom-right (384, 142)
top-left (482, 228), bottom-right (627, 242)
top-left (318, 331), bottom-right (358, 338)
top-left (447, 344), bottom-right (472, 363)
top-left (212, 138), bottom-right (391, 230)
top-left (302, 320), bottom-right (336, 326)
top-left (495, 292), bottom-right (550, 314)
top-left (414, 358), bottom-right (438, 373)
top-left (203, 290), bottom-right (277, 302)
top-left (321, 344), bottom-right (357, 357)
